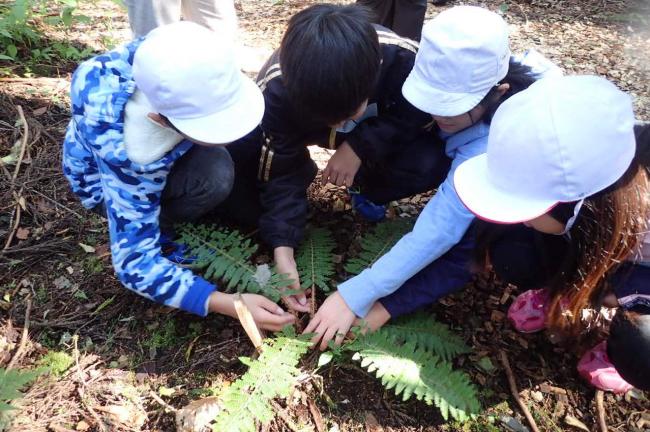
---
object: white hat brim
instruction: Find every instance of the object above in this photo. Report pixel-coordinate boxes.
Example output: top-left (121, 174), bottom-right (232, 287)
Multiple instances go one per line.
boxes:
top-left (167, 75), bottom-right (264, 145)
top-left (453, 154), bottom-right (558, 224)
top-left (402, 69), bottom-right (489, 117)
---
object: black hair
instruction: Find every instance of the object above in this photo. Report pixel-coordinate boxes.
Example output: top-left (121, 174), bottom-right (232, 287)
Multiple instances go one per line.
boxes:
top-left (158, 114), bottom-right (184, 135)
top-left (279, 4), bottom-right (381, 126)
top-left (634, 122), bottom-right (650, 167)
top-left (478, 59), bottom-right (538, 124)
top-left (608, 309), bottom-right (650, 391)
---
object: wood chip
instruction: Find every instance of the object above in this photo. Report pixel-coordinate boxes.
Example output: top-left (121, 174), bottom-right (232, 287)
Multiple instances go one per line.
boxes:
top-left (564, 414), bottom-right (590, 431)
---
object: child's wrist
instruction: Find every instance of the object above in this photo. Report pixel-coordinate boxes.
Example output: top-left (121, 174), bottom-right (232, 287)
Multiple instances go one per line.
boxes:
top-left (274, 246), bottom-right (295, 263)
top-left (208, 291), bottom-right (235, 317)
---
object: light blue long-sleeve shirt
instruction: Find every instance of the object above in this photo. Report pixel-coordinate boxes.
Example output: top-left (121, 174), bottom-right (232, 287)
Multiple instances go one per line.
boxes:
top-left (338, 122), bottom-right (489, 317)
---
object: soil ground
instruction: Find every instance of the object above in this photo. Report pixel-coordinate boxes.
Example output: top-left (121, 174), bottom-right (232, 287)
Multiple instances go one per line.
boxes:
top-left (1, 0), bottom-right (649, 431)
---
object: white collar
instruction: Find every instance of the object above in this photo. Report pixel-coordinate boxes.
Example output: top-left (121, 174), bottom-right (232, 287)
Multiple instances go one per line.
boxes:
top-left (123, 90), bottom-right (183, 164)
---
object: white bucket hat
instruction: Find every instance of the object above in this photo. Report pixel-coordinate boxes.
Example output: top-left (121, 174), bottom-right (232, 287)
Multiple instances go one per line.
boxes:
top-left (453, 75), bottom-right (636, 224)
top-left (132, 21), bottom-right (264, 144)
top-left (402, 6), bottom-right (511, 117)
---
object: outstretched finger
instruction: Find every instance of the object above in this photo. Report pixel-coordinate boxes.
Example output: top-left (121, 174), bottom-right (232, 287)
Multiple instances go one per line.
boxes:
top-left (258, 309), bottom-right (295, 328)
top-left (321, 165), bottom-right (331, 185)
top-left (284, 295), bottom-right (310, 313)
top-left (320, 327), bottom-right (339, 351)
top-left (304, 315), bottom-right (320, 334)
top-left (257, 296), bottom-right (286, 315)
top-left (334, 329), bottom-right (347, 347)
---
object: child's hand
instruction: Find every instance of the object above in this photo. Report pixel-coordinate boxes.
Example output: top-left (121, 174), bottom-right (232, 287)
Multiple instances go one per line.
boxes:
top-left (322, 142), bottom-right (361, 187)
top-left (242, 293), bottom-right (297, 331)
top-left (304, 291), bottom-right (356, 350)
top-left (274, 246), bottom-right (310, 313)
top-left (208, 292), bottom-right (295, 331)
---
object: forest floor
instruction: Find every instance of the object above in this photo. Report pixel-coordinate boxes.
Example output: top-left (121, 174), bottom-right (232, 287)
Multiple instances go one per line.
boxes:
top-left (1, 0), bottom-right (649, 431)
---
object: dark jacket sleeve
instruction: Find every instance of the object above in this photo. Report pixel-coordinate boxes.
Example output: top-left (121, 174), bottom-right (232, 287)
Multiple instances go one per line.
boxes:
top-left (344, 38), bottom-right (432, 162)
top-left (256, 73), bottom-right (319, 249)
top-left (379, 227), bottom-right (475, 318)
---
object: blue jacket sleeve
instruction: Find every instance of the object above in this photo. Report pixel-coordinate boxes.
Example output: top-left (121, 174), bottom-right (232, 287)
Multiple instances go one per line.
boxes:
top-left (337, 126), bottom-right (488, 317)
top-left (73, 120), bottom-right (216, 316)
top-left (99, 153), bottom-right (217, 316)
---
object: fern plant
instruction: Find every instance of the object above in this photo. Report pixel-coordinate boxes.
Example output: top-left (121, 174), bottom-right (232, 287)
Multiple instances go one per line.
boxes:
top-left (346, 330), bottom-right (480, 422)
top-left (213, 329), bottom-right (312, 432)
top-left (345, 218), bottom-right (414, 275)
top-left (295, 227), bottom-right (336, 293)
top-left (380, 313), bottom-right (471, 362)
top-left (177, 224), bottom-right (293, 302)
top-left (0, 367), bottom-right (40, 417)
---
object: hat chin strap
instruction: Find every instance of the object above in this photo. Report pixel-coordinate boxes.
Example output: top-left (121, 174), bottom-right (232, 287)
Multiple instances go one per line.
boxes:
top-left (560, 199), bottom-right (585, 237)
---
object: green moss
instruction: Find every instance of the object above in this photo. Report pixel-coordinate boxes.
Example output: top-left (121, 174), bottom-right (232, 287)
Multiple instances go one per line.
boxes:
top-left (37, 351), bottom-right (73, 377)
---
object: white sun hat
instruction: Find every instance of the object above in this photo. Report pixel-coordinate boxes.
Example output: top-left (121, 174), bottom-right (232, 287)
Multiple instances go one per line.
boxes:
top-left (402, 6), bottom-right (511, 117)
top-left (453, 75), bottom-right (636, 224)
top-left (132, 21), bottom-right (264, 144)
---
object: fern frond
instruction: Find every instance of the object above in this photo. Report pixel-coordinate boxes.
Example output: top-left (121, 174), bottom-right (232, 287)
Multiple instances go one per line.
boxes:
top-left (177, 224), bottom-right (293, 301)
top-left (345, 219), bottom-right (414, 275)
top-left (347, 332), bottom-right (480, 421)
top-left (295, 227), bottom-right (336, 293)
top-left (382, 313), bottom-right (471, 361)
top-left (0, 368), bottom-right (40, 412)
top-left (213, 331), bottom-right (312, 432)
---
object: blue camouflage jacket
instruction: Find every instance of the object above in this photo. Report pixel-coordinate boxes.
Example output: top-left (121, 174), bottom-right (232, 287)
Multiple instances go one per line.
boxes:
top-left (62, 39), bottom-right (215, 316)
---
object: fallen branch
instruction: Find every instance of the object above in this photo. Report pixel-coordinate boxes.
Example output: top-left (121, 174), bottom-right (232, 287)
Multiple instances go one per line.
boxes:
top-left (6, 296), bottom-right (32, 370)
top-left (12, 105), bottom-right (29, 183)
top-left (149, 390), bottom-right (178, 413)
top-left (499, 350), bottom-right (540, 432)
top-left (595, 390), bottom-right (608, 432)
top-left (3, 188), bottom-right (24, 251)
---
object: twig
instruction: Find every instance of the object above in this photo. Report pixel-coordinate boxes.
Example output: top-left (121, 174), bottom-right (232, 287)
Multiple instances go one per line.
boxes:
top-left (270, 400), bottom-right (301, 432)
top-left (595, 390), bottom-right (608, 432)
top-left (307, 399), bottom-right (325, 432)
top-left (149, 390), bottom-right (178, 413)
top-left (499, 350), bottom-right (540, 432)
top-left (3, 192), bottom-right (22, 250)
top-left (73, 335), bottom-right (108, 432)
top-left (48, 425), bottom-right (77, 432)
top-left (6, 296), bottom-right (32, 370)
top-left (24, 186), bottom-right (85, 219)
top-left (12, 105), bottom-right (29, 183)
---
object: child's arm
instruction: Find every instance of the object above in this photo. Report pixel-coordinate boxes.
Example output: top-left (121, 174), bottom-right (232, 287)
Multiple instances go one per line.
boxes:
top-left (306, 129), bottom-right (488, 347)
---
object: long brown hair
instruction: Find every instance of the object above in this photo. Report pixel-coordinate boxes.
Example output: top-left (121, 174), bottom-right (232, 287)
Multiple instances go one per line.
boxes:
top-left (475, 124), bottom-right (650, 341)
top-left (545, 161), bottom-right (650, 339)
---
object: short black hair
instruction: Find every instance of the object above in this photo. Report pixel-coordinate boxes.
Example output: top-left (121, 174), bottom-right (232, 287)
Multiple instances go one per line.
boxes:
top-left (280, 4), bottom-right (381, 126)
top-left (479, 59), bottom-right (538, 124)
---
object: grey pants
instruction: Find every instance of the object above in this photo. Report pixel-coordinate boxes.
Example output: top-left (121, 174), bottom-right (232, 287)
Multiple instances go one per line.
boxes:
top-left (91, 145), bottom-right (234, 232)
top-left (123, 0), bottom-right (238, 39)
top-left (357, 0), bottom-right (427, 41)
top-left (159, 145), bottom-right (234, 228)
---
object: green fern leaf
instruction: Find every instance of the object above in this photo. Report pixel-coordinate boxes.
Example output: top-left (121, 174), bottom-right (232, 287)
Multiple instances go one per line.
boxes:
top-left (345, 219), bottom-right (414, 275)
top-left (177, 224), bottom-right (293, 301)
top-left (295, 227), bottom-right (337, 293)
top-left (381, 313), bottom-right (471, 361)
top-left (347, 331), bottom-right (480, 422)
top-left (0, 368), bottom-right (40, 412)
top-left (213, 331), bottom-right (312, 431)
